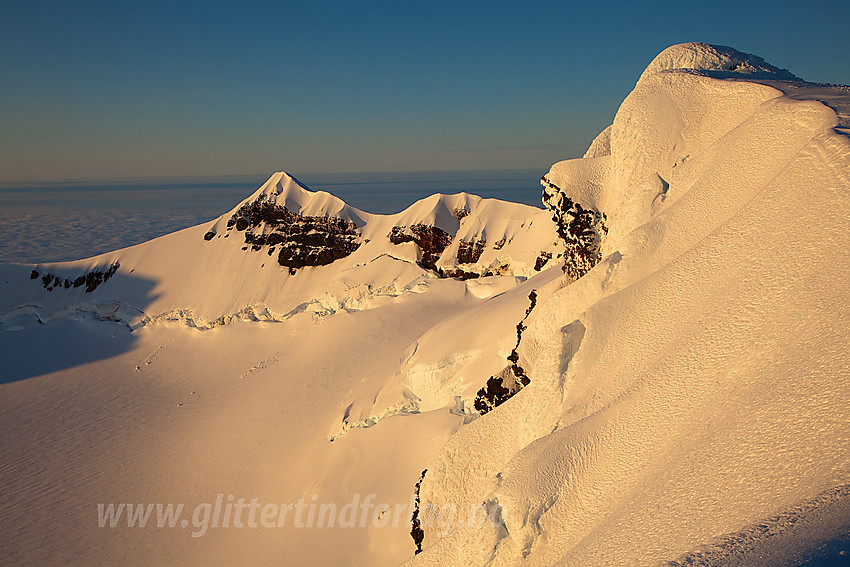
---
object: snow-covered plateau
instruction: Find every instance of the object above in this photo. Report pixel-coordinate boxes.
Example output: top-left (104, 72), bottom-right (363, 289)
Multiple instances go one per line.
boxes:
top-left (1, 43), bottom-right (848, 566)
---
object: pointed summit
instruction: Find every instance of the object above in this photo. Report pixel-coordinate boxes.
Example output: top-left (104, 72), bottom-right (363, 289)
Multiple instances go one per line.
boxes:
top-left (235, 171), bottom-right (368, 223)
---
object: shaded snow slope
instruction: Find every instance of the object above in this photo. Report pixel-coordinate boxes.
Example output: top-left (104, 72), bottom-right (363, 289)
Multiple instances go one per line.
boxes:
top-left (409, 43), bottom-right (850, 566)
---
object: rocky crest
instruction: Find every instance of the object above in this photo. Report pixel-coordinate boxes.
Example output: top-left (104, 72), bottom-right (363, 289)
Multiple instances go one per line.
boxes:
top-left (410, 469), bottom-right (427, 554)
top-left (198, 172), bottom-right (564, 282)
top-left (388, 225), bottom-right (506, 280)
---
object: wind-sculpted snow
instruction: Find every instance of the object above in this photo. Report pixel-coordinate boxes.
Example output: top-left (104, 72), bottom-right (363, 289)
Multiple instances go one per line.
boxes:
top-left (668, 484), bottom-right (850, 566)
top-left (639, 42), bottom-right (801, 82)
top-left (407, 43), bottom-right (850, 566)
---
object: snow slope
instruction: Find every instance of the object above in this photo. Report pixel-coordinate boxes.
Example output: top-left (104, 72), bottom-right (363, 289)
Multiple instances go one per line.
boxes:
top-left (0, 42), bottom-right (848, 566)
top-left (0, 168), bottom-right (563, 565)
top-left (409, 42), bottom-right (850, 566)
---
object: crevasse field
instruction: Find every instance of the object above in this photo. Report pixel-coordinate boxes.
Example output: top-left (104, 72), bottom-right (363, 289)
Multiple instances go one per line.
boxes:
top-left (1, 43), bottom-right (848, 566)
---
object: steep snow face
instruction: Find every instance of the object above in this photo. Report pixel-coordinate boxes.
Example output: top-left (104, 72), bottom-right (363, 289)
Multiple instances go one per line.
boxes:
top-left (542, 43), bottom-right (799, 275)
top-left (0, 172), bottom-right (568, 567)
top-left (582, 124), bottom-right (611, 158)
top-left (413, 44), bottom-right (850, 565)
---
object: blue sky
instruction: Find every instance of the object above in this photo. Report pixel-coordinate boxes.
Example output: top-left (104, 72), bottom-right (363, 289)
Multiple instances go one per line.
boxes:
top-left (2, 0), bottom-right (848, 182)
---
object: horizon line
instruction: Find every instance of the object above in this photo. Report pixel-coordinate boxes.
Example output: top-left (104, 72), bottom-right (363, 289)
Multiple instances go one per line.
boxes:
top-left (0, 167), bottom-right (552, 188)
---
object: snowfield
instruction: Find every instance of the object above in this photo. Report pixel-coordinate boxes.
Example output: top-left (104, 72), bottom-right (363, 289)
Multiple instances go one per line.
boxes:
top-left (0, 43), bottom-right (848, 566)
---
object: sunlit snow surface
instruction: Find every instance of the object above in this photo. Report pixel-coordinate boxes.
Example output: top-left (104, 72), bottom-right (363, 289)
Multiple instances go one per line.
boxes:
top-left (1, 43), bottom-right (849, 567)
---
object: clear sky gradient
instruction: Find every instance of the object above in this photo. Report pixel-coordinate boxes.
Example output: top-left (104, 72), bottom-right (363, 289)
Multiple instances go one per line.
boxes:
top-left (2, 0), bottom-right (848, 182)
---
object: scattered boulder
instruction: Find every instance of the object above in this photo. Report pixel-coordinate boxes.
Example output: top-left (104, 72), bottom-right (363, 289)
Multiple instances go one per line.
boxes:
top-left (30, 263), bottom-right (119, 294)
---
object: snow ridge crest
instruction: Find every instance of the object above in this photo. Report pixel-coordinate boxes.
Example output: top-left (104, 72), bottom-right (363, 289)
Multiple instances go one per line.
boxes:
top-left (639, 42), bottom-right (801, 83)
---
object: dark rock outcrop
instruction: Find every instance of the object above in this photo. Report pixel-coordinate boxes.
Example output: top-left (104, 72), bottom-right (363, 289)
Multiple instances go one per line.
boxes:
top-left (541, 176), bottom-right (608, 280)
top-left (213, 200), bottom-right (362, 274)
top-left (453, 206), bottom-right (469, 220)
top-left (410, 469), bottom-right (427, 554)
top-left (456, 239), bottom-right (486, 265)
top-left (534, 251), bottom-right (553, 271)
top-left (439, 268), bottom-right (481, 280)
top-left (473, 367), bottom-right (523, 415)
top-left (388, 224), bottom-right (452, 271)
top-left (30, 263), bottom-right (119, 293)
top-left (387, 226), bottom-right (500, 279)
top-left (474, 290), bottom-right (537, 415)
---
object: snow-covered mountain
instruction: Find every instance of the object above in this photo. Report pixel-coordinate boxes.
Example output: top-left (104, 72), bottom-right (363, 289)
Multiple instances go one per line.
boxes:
top-left (1, 172), bottom-right (562, 330)
top-left (0, 42), bottom-right (848, 566)
top-left (412, 42), bottom-right (850, 566)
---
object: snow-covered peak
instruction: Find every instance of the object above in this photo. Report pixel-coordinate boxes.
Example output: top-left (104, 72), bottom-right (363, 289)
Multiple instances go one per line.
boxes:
top-left (543, 43), bottom-right (816, 280)
top-left (244, 171), bottom-right (368, 223)
top-left (1, 41), bottom-right (849, 567)
top-left (391, 192), bottom-right (482, 236)
top-left (639, 42), bottom-right (801, 83)
top-left (205, 171), bottom-right (370, 238)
